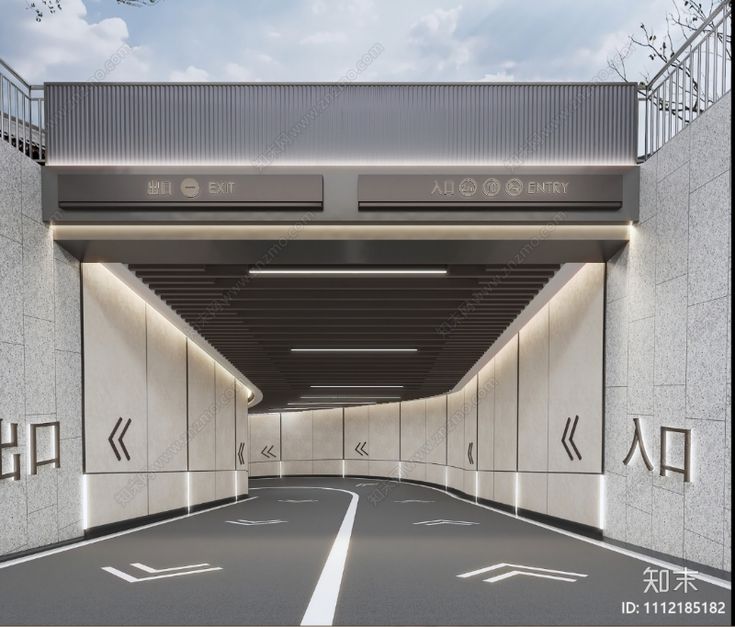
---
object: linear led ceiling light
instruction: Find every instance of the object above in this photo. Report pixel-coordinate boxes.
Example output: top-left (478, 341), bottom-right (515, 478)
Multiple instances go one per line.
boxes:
top-left (300, 395), bottom-right (402, 400)
top-left (249, 268), bottom-right (447, 276)
top-left (291, 348), bottom-right (417, 353)
top-left (310, 385), bottom-right (405, 389)
top-left (287, 401), bottom-right (378, 406)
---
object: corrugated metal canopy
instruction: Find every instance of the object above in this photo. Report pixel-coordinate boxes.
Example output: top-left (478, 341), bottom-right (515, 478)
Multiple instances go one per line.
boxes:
top-left (45, 83), bottom-right (637, 165)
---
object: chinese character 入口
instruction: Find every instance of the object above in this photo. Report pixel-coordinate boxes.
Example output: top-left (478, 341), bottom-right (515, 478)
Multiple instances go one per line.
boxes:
top-left (0, 419), bottom-right (21, 481)
top-left (623, 417), bottom-right (654, 471)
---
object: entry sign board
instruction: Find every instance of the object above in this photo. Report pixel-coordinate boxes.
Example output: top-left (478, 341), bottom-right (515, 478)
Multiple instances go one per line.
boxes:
top-left (358, 174), bottom-right (623, 210)
top-left (57, 174), bottom-right (323, 210)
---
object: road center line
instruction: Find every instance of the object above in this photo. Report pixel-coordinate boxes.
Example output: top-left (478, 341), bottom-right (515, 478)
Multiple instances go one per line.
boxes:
top-left (250, 486), bottom-right (359, 626)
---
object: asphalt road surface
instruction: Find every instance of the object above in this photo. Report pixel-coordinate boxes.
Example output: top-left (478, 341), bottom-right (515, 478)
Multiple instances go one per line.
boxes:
top-left (0, 476), bottom-right (730, 625)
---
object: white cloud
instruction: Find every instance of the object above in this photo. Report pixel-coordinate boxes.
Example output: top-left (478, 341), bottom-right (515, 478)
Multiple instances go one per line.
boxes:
top-left (7, 0), bottom-right (150, 82)
top-left (311, 0), bottom-right (327, 14)
top-left (300, 31), bottom-right (349, 45)
top-left (169, 65), bottom-right (210, 82)
top-left (480, 70), bottom-right (515, 82)
top-left (411, 6), bottom-right (462, 38)
top-left (223, 62), bottom-right (261, 82)
top-left (408, 5), bottom-right (477, 72)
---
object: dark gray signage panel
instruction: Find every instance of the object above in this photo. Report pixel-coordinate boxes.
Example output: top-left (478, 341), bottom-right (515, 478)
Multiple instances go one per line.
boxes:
top-left (358, 174), bottom-right (622, 210)
top-left (57, 174), bottom-right (323, 210)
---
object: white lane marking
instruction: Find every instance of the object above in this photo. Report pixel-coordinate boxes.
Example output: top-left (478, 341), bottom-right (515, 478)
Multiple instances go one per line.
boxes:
top-left (0, 495), bottom-right (259, 571)
top-left (131, 562), bottom-right (212, 574)
top-left (366, 478), bottom-right (732, 591)
top-left (226, 519), bottom-right (286, 526)
top-left (394, 499), bottom-right (434, 503)
top-left (279, 499), bottom-right (319, 503)
top-left (458, 563), bottom-right (588, 579)
top-left (250, 486), bottom-right (358, 626)
top-left (485, 570), bottom-right (577, 583)
top-left (355, 482), bottom-right (377, 487)
top-left (102, 562), bottom-right (222, 583)
top-left (413, 519), bottom-right (478, 526)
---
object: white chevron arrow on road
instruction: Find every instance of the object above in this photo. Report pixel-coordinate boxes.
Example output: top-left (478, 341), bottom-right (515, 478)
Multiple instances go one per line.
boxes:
top-left (458, 563), bottom-right (588, 583)
top-left (278, 499), bottom-right (318, 503)
top-left (102, 562), bottom-right (222, 583)
top-left (395, 499), bottom-right (435, 503)
top-left (413, 519), bottom-right (479, 526)
top-left (225, 519), bottom-right (287, 526)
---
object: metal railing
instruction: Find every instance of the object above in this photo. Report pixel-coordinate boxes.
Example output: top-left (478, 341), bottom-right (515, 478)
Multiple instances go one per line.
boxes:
top-left (641, 0), bottom-right (731, 159)
top-left (0, 57), bottom-right (45, 162)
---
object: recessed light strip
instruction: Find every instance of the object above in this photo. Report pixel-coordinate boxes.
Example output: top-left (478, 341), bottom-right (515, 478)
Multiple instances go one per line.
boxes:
top-left (287, 401), bottom-right (378, 406)
top-left (291, 348), bottom-right (417, 353)
top-left (249, 269), bottom-right (447, 276)
top-left (300, 395), bottom-right (401, 400)
top-left (310, 385), bottom-right (405, 389)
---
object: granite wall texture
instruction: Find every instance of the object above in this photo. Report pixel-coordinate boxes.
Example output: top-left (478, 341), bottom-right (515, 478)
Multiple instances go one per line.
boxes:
top-left (0, 139), bottom-right (83, 557)
top-left (604, 93), bottom-right (731, 572)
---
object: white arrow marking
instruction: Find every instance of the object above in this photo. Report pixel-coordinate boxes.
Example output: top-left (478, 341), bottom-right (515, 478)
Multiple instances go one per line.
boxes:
top-left (355, 482), bottom-right (378, 487)
top-left (278, 499), bottom-right (318, 503)
top-left (414, 519), bottom-right (478, 526)
top-left (458, 563), bottom-right (588, 583)
top-left (486, 570), bottom-right (577, 583)
top-left (394, 499), bottom-right (435, 503)
top-left (102, 562), bottom-right (222, 583)
top-left (225, 519), bottom-right (286, 526)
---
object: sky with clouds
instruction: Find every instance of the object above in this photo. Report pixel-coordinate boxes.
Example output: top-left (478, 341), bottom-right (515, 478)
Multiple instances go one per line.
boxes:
top-left (0, 0), bottom-right (689, 84)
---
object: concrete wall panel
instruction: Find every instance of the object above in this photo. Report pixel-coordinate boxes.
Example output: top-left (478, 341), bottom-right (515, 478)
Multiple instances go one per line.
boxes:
top-left (215, 470), bottom-right (237, 500)
top-left (86, 473), bottom-right (148, 529)
top-left (477, 470), bottom-right (494, 502)
top-left (425, 396), bottom-right (447, 465)
top-left (463, 377), bottom-right (478, 470)
top-left (548, 473), bottom-right (601, 528)
top-left (312, 460), bottom-right (342, 475)
top-left (446, 389), bottom-right (465, 469)
top-left (369, 402), bottom-right (399, 461)
top-left (370, 460), bottom-right (398, 478)
top-left (518, 306), bottom-right (549, 472)
top-left (425, 463), bottom-right (446, 487)
top-left (494, 339), bottom-right (518, 472)
top-left (312, 408), bottom-right (343, 460)
top-left (493, 472), bottom-right (515, 508)
top-left (147, 472), bottom-right (187, 515)
top-left (235, 382), bottom-right (249, 471)
top-left (83, 264), bottom-right (147, 474)
top-left (187, 343), bottom-right (216, 471)
top-left (249, 461), bottom-right (280, 477)
top-left (477, 360), bottom-right (495, 471)
top-left (403, 461), bottom-right (426, 483)
top-left (447, 465), bottom-right (463, 492)
top-left (281, 461), bottom-right (314, 476)
top-left (282, 410), bottom-right (313, 461)
top-left (249, 413), bottom-right (281, 463)
top-left (400, 398), bottom-right (426, 462)
top-left (146, 308), bottom-right (187, 473)
top-left (518, 472), bottom-right (547, 515)
top-left (549, 264), bottom-right (604, 473)
top-left (189, 471), bottom-right (216, 506)
top-left (344, 406), bottom-right (369, 460)
top-left (215, 366), bottom-right (236, 471)
top-left (344, 459), bottom-right (370, 476)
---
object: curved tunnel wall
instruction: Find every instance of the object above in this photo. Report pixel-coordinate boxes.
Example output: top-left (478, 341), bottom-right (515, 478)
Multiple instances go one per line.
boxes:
top-left (81, 264), bottom-right (251, 531)
top-left (250, 263), bottom-right (605, 532)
